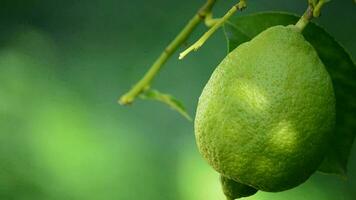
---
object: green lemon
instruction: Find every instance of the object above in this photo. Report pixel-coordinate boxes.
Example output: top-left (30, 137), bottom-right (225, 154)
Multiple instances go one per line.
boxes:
top-left (195, 25), bottom-right (335, 195)
top-left (220, 175), bottom-right (258, 200)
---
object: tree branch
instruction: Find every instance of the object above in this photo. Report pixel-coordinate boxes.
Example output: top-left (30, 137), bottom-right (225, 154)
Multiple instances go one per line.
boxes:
top-left (119, 0), bottom-right (217, 105)
top-left (179, 0), bottom-right (247, 60)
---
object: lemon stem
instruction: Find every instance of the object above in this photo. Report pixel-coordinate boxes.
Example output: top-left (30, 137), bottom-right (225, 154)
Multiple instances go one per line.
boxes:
top-left (295, 6), bottom-right (313, 32)
top-left (119, 0), bottom-right (217, 105)
top-left (179, 0), bottom-right (247, 60)
top-left (295, 0), bottom-right (330, 32)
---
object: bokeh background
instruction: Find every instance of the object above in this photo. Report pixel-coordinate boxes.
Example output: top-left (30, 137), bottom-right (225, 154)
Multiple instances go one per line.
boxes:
top-left (0, 0), bottom-right (355, 199)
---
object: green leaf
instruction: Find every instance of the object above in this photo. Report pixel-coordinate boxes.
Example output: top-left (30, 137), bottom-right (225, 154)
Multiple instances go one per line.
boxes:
top-left (140, 89), bottom-right (192, 121)
top-left (224, 12), bottom-right (356, 176)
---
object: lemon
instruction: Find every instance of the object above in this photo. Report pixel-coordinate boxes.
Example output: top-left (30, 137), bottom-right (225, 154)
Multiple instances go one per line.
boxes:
top-left (195, 25), bottom-right (335, 195)
top-left (220, 175), bottom-right (257, 200)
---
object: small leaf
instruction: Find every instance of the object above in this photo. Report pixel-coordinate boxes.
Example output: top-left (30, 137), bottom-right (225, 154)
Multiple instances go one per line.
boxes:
top-left (140, 89), bottom-right (192, 121)
top-left (224, 12), bottom-right (356, 176)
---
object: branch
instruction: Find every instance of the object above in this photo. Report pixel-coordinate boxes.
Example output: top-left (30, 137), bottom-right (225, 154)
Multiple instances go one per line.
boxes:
top-left (179, 0), bottom-right (247, 60)
top-left (119, 0), bottom-right (217, 105)
top-left (204, 12), bottom-right (220, 27)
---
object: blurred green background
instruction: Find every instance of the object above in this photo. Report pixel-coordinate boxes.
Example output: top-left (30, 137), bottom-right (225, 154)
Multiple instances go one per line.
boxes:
top-left (0, 0), bottom-right (355, 199)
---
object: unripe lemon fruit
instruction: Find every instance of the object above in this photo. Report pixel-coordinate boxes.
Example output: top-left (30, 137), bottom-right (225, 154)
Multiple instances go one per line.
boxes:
top-left (220, 175), bottom-right (258, 200)
top-left (195, 25), bottom-right (335, 193)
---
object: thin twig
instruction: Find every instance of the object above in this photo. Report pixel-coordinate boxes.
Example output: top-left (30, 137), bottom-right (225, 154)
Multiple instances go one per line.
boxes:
top-left (179, 0), bottom-right (247, 60)
top-left (119, 0), bottom-right (217, 105)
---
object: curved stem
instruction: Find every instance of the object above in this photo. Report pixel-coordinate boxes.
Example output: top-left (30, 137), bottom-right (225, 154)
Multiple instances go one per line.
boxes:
top-left (313, 0), bottom-right (330, 17)
top-left (119, 0), bottom-right (217, 105)
top-left (295, 5), bottom-right (313, 32)
top-left (204, 12), bottom-right (220, 27)
top-left (179, 0), bottom-right (247, 60)
top-left (295, 0), bottom-right (330, 32)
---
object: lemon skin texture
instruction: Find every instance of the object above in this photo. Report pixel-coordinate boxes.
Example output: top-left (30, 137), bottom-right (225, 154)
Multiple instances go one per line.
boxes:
top-left (194, 25), bottom-right (335, 192)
